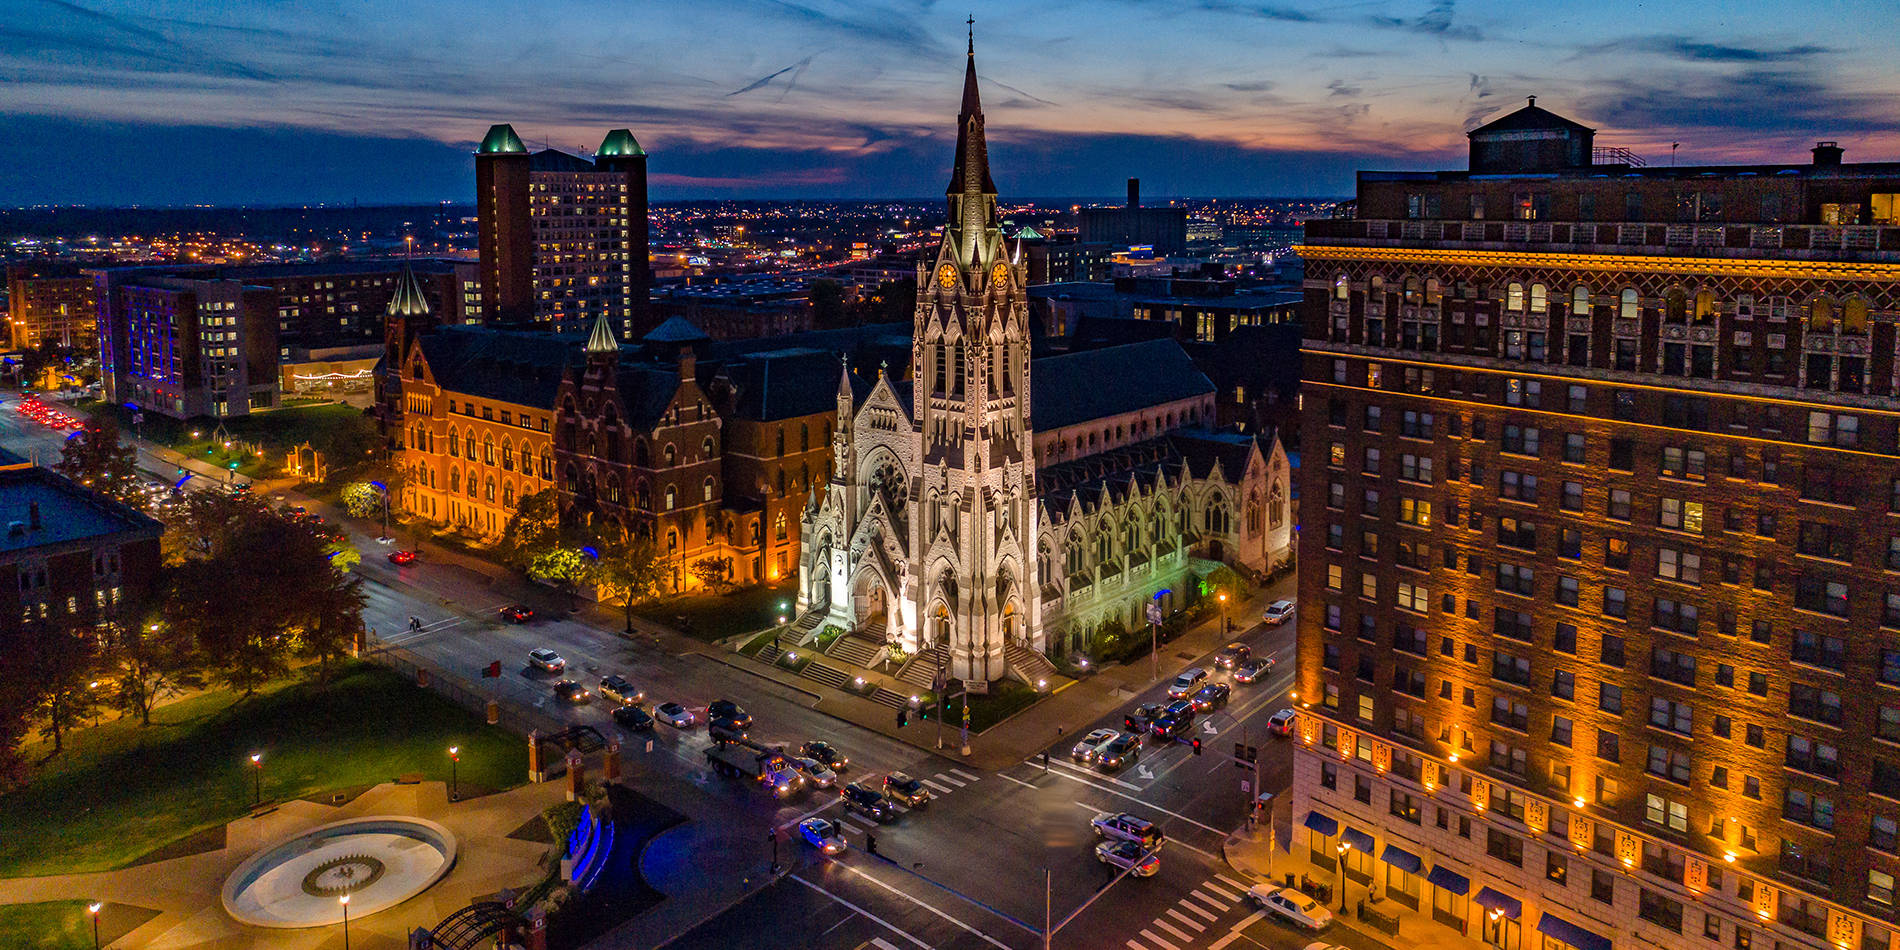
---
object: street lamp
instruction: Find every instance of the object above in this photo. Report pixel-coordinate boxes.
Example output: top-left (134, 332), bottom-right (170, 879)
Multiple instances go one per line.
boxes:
top-left (448, 746), bottom-right (460, 802)
top-left (1218, 591), bottom-right (1228, 636)
top-left (1337, 841), bottom-right (1352, 912)
top-left (338, 894), bottom-right (350, 950)
top-left (87, 902), bottom-right (101, 950)
top-left (249, 752), bottom-right (262, 806)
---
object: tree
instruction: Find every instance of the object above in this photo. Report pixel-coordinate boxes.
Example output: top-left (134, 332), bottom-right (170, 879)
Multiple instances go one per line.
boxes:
top-left (527, 547), bottom-right (592, 587)
top-left (293, 566), bottom-right (366, 683)
top-left (496, 488), bottom-right (561, 571)
top-left (593, 534), bottom-right (668, 634)
top-left (55, 418), bottom-right (141, 506)
top-left (24, 620), bottom-right (104, 755)
top-left (339, 481), bottom-right (383, 519)
top-left (853, 277), bottom-right (916, 326)
top-left (690, 556), bottom-right (734, 592)
top-left (105, 615), bottom-right (203, 727)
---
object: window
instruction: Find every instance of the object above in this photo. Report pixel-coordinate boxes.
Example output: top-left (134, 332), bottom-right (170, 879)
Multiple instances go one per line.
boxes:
top-left (1552, 669), bottom-right (1575, 700)
top-left (1659, 498), bottom-right (1703, 533)
top-left (1492, 650), bottom-right (1531, 686)
top-left (1485, 828), bottom-right (1523, 866)
top-left (1496, 562), bottom-right (1535, 596)
top-left (1591, 869), bottom-right (1615, 904)
top-left (1783, 788), bottom-right (1835, 830)
top-left (1500, 470), bottom-right (1538, 502)
top-left (1562, 481), bottom-right (1584, 511)
top-left (1551, 715), bottom-right (1573, 746)
top-left (1596, 728), bottom-right (1620, 762)
top-left (1607, 489), bottom-right (1631, 520)
top-left (1646, 744), bottom-right (1692, 784)
top-left (1792, 629), bottom-right (1846, 670)
top-left (1639, 889), bottom-right (1685, 932)
top-left (1602, 586), bottom-right (1627, 617)
top-left (1599, 682), bottom-right (1623, 714)
top-left (1797, 521), bottom-right (1855, 561)
top-left (1651, 646), bottom-right (1697, 685)
top-left (1600, 634), bottom-right (1625, 667)
top-left (1657, 549), bottom-right (1701, 585)
top-left (1661, 446), bottom-right (1706, 480)
top-left (1399, 454), bottom-right (1433, 483)
top-left (1649, 696), bottom-right (1693, 735)
top-left (1785, 736), bottom-right (1840, 779)
top-left (1501, 425), bottom-right (1540, 456)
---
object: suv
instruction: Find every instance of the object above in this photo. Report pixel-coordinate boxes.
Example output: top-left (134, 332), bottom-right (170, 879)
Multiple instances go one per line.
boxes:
top-left (841, 782), bottom-right (896, 822)
top-left (883, 772), bottom-right (931, 806)
top-left (1124, 703), bottom-right (1166, 735)
top-left (553, 680), bottom-right (590, 704)
top-left (1096, 733), bottom-right (1141, 772)
top-left (1191, 682), bottom-right (1230, 712)
top-left (528, 649), bottom-right (565, 674)
top-left (1263, 600), bottom-right (1296, 625)
top-left (1215, 642), bottom-right (1251, 670)
top-left (1168, 667), bottom-right (1209, 699)
top-left (599, 675), bottom-right (643, 704)
top-left (708, 700), bottom-right (752, 729)
top-left (1091, 812), bottom-right (1164, 849)
top-left (708, 719), bottom-right (748, 743)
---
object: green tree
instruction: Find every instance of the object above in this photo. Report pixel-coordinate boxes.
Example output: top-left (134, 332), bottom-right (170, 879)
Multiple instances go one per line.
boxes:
top-left (594, 534), bottom-right (668, 634)
top-left (527, 546), bottom-right (591, 587)
top-left (293, 566), bottom-right (366, 683)
top-left (339, 481), bottom-right (383, 518)
top-left (496, 488), bottom-right (562, 570)
top-left (854, 277), bottom-right (917, 325)
top-left (105, 615), bottom-right (203, 727)
top-left (26, 620), bottom-right (104, 755)
top-left (689, 555), bottom-right (734, 592)
top-left (55, 417), bottom-right (142, 507)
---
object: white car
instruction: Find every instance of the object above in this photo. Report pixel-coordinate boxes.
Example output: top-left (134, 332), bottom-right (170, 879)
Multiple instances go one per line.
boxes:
top-left (1072, 728), bottom-right (1119, 762)
top-left (1095, 839), bottom-right (1160, 877)
top-left (655, 701), bottom-right (695, 728)
top-left (799, 818), bottom-right (847, 854)
top-left (1168, 667), bottom-right (1208, 699)
top-left (1249, 884), bottom-right (1335, 930)
top-left (1263, 600), bottom-right (1296, 625)
top-left (1269, 707), bottom-right (1299, 737)
top-left (528, 649), bottom-right (566, 674)
top-left (792, 756), bottom-right (837, 788)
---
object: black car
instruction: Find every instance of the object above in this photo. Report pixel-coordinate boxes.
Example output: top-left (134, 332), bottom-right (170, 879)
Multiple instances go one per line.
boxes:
top-left (553, 680), bottom-right (590, 704)
top-left (709, 700), bottom-right (752, 729)
top-left (1191, 682), bottom-right (1231, 712)
top-left (1151, 715), bottom-right (1191, 741)
top-left (1124, 703), bottom-right (1166, 734)
top-left (1164, 699), bottom-right (1197, 721)
top-left (611, 704), bottom-right (654, 731)
top-left (841, 782), bottom-right (896, 822)
top-left (799, 740), bottom-right (849, 772)
top-left (1096, 734), bottom-right (1142, 772)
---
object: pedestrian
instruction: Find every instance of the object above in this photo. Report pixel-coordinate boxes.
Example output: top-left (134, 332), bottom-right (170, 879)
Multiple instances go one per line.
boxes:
top-left (1041, 751), bottom-right (1049, 771)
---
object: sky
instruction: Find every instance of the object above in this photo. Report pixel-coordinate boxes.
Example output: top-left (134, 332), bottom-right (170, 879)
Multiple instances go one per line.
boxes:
top-left (3, 0), bottom-right (1898, 205)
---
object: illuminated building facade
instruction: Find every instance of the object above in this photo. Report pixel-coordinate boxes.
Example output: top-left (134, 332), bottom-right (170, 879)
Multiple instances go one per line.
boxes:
top-left (1292, 99), bottom-right (1900, 950)
top-left (6, 264), bottom-right (95, 350)
top-left (475, 125), bottom-right (653, 338)
top-left (94, 274), bottom-right (278, 419)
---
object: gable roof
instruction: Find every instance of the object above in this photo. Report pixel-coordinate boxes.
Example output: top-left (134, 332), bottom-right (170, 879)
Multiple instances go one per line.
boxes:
top-left (1031, 338), bottom-right (1213, 431)
top-left (1468, 102), bottom-right (1594, 137)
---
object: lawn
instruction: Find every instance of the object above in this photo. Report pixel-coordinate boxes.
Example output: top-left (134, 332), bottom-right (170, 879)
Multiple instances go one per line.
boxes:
top-left (635, 581), bottom-right (796, 642)
top-left (0, 662), bottom-right (525, 879)
top-left (0, 902), bottom-right (92, 950)
top-left (84, 400), bottom-right (379, 482)
top-left (958, 681), bottom-right (1047, 733)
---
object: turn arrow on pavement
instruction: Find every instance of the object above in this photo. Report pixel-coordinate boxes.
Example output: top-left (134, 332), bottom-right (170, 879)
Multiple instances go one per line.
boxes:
top-left (1136, 764), bottom-right (1156, 780)
top-left (1201, 720), bottom-right (1219, 735)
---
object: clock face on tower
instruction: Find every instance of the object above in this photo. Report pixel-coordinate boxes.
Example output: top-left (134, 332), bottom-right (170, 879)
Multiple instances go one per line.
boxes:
top-left (991, 262), bottom-right (1010, 286)
top-left (936, 264), bottom-right (958, 289)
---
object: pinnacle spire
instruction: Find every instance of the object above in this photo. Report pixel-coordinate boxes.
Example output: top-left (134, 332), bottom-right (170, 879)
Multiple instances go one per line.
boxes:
top-left (385, 263), bottom-right (431, 318)
top-left (584, 310), bottom-right (618, 356)
top-left (943, 24), bottom-right (999, 268)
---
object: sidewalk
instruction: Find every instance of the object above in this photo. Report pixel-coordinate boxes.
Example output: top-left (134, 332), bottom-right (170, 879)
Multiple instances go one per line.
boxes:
top-left (1222, 825), bottom-right (1487, 950)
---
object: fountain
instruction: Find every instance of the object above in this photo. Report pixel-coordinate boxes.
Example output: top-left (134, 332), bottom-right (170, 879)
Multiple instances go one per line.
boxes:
top-left (220, 817), bottom-right (457, 928)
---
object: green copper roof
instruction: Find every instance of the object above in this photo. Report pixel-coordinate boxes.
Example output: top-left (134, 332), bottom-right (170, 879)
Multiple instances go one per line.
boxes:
top-left (585, 310), bottom-right (620, 355)
top-left (598, 129), bottom-right (645, 157)
top-left (478, 124), bottom-right (527, 155)
top-left (1016, 226), bottom-right (1043, 240)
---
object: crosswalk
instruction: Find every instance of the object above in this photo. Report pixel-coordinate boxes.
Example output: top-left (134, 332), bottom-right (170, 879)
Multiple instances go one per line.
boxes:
top-left (1124, 875), bottom-right (1250, 950)
top-left (790, 767), bottom-right (986, 837)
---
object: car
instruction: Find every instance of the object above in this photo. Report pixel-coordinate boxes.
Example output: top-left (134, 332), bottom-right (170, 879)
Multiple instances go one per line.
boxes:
top-left (1191, 682), bottom-right (1231, 712)
top-left (708, 719), bottom-right (748, 743)
top-left (1124, 703), bottom-right (1166, 734)
top-left (1095, 839), bottom-right (1160, 877)
top-left (1072, 727), bottom-right (1120, 762)
top-left (655, 701), bottom-right (695, 728)
top-left (799, 818), bottom-right (847, 854)
top-left (1268, 707), bottom-right (1298, 737)
top-left (599, 675), bottom-right (644, 704)
top-left (500, 604), bottom-right (535, 623)
top-left (1215, 642), bottom-right (1252, 670)
top-left (799, 741), bottom-right (849, 772)
top-left (1096, 733), bottom-right (1141, 772)
top-left (1263, 600), bottom-right (1296, 625)
top-left (1248, 884), bottom-right (1334, 930)
top-left (840, 782), bottom-right (896, 822)
top-left (1151, 715), bottom-right (1191, 741)
top-left (528, 648), bottom-right (566, 674)
top-left (1164, 699), bottom-right (1197, 721)
top-left (1168, 667), bottom-right (1209, 699)
top-left (708, 700), bottom-right (752, 729)
top-left (611, 704), bottom-right (654, 731)
top-left (1091, 812), bottom-right (1164, 848)
top-left (882, 772), bottom-right (931, 806)
top-left (1234, 658), bottom-right (1270, 683)
top-left (553, 680), bottom-right (590, 703)
top-left (792, 756), bottom-right (837, 788)
top-left (386, 550), bottom-right (418, 565)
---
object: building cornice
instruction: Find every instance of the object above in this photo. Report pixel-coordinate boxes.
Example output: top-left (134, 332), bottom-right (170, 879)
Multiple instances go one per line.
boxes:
top-left (1295, 244), bottom-right (1900, 283)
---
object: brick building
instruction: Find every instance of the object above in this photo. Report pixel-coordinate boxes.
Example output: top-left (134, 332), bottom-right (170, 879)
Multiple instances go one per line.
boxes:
top-left (1293, 99), bottom-right (1900, 950)
top-left (6, 264), bottom-right (95, 350)
top-left (0, 462), bottom-right (163, 642)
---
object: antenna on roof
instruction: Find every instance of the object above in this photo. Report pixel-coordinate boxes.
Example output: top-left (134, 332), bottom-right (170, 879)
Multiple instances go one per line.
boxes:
top-left (1671, 142), bottom-right (1680, 166)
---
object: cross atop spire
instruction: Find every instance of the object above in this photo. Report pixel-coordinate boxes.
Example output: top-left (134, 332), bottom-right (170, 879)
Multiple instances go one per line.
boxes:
top-left (967, 14), bottom-right (974, 55)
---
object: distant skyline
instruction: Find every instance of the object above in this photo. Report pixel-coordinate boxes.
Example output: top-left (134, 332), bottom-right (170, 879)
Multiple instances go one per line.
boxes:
top-left (4, 0), bottom-right (1899, 206)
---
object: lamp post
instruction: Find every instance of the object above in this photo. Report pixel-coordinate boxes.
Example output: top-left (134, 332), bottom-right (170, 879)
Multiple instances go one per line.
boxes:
top-left (87, 902), bottom-right (101, 950)
top-left (338, 894), bottom-right (350, 950)
top-left (1218, 591), bottom-right (1229, 638)
top-left (249, 752), bottom-right (262, 806)
top-left (1337, 841), bottom-right (1352, 913)
top-left (448, 746), bottom-right (460, 802)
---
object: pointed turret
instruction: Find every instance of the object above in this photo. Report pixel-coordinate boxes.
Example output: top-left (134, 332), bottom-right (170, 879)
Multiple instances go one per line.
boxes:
top-left (943, 25), bottom-right (999, 269)
top-left (585, 309), bottom-right (619, 356)
top-left (385, 264), bottom-right (432, 319)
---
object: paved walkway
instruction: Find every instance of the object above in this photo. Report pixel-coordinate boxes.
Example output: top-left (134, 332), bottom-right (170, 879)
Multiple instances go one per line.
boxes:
top-left (0, 779), bottom-right (565, 949)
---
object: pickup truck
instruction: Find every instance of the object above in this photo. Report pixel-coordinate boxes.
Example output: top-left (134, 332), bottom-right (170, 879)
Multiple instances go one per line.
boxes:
top-left (705, 742), bottom-right (805, 798)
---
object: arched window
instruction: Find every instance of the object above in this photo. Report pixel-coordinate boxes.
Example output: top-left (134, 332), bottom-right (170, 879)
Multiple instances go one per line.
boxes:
top-left (777, 469), bottom-right (786, 496)
top-left (482, 436), bottom-right (495, 465)
top-left (1404, 276), bottom-right (1422, 304)
top-left (1333, 274), bottom-right (1349, 300)
top-left (702, 477), bottom-right (715, 502)
top-left (1368, 275), bottom-right (1385, 302)
top-left (1620, 288), bottom-right (1639, 321)
top-left (1425, 278), bottom-right (1442, 305)
top-left (503, 482), bottom-right (515, 507)
top-left (1529, 283), bottom-right (1547, 314)
top-left (1664, 288), bottom-right (1687, 324)
top-left (1694, 290), bottom-right (1716, 324)
top-left (800, 423), bottom-right (810, 451)
top-left (702, 436), bottom-right (715, 457)
top-left (1571, 285), bottom-right (1591, 315)
top-left (1808, 297), bottom-right (1836, 333)
top-left (484, 477), bottom-right (495, 502)
top-left (466, 471), bottom-right (478, 497)
top-left (663, 443), bottom-right (677, 466)
top-left (1269, 483), bottom-right (1285, 528)
top-left (539, 451), bottom-right (552, 480)
top-left (666, 529), bottom-right (678, 552)
top-left (1844, 297), bottom-right (1870, 334)
top-left (634, 440), bottom-right (650, 467)
top-left (775, 513), bottom-right (788, 541)
top-left (635, 480), bottom-right (651, 511)
top-left (447, 429), bottom-right (459, 458)
top-left (501, 440), bottom-right (514, 471)
top-left (664, 485), bottom-right (676, 510)
top-left (1506, 282), bottom-right (1525, 311)
top-left (449, 468), bottom-right (460, 493)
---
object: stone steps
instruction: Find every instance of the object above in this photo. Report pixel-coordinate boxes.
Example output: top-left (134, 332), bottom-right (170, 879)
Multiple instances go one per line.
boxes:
top-left (1005, 642), bottom-right (1059, 685)
top-left (827, 634), bottom-right (884, 669)
top-left (896, 647), bottom-right (945, 691)
top-left (802, 662), bottom-right (854, 692)
top-left (870, 686), bottom-right (914, 710)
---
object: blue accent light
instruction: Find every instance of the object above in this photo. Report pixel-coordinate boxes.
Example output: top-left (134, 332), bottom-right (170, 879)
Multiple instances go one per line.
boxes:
top-left (1153, 589), bottom-right (1171, 600)
top-left (174, 473), bottom-right (193, 489)
top-left (581, 546), bottom-right (599, 560)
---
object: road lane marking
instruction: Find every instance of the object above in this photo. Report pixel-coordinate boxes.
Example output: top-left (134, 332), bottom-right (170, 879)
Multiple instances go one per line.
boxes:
top-left (829, 859), bottom-right (1013, 949)
top-left (1165, 908), bottom-right (1206, 931)
top-left (996, 772), bottom-right (1039, 789)
top-left (1139, 928), bottom-right (1180, 950)
top-left (1177, 898), bottom-right (1217, 921)
top-left (921, 779), bottom-right (954, 794)
top-left (776, 797), bottom-right (842, 832)
top-left (1045, 757), bottom-right (1143, 790)
top-left (789, 874), bottom-right (930, 950)
top-left (1190, 889), bottom-right (1230, 911)
top-left (934, 773), bottom-right (967, 787)
top-left (1152, 916), bottom-right (1194, 941)
top-left (1206, 911), bottom-right (1267, 950)
top-left (1214, 873), bottom-right (1249, 892)
top-left (1200, 880), bottom-right (1240, 902)
top-left (1136, 765), bottom-right (1156, 780)
top-left (947, 768), bottom-right (982, 782)
top-left (1048, 768), bottom-right (1226, 837)
top-left (1126, 941), bottom-right (1148, 950)
top-left (870, 939), bottom-right (904, 950)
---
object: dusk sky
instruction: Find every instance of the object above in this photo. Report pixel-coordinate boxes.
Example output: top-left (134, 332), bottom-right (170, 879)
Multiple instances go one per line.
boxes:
top-left (4, 0), bottom-right (1899, 205)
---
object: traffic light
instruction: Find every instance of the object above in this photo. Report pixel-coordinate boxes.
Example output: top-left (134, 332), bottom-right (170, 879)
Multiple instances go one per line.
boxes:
top-left (1192, 738), bottom-right (1202, 755)
top-left (866, 834), bottom-right (878, 855)
top-left (897, 709), bottom-right (908, 727)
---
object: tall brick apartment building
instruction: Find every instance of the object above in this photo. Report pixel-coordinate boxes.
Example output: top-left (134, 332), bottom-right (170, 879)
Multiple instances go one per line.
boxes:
top-left (1292, 99), bottom-right (1900, 950)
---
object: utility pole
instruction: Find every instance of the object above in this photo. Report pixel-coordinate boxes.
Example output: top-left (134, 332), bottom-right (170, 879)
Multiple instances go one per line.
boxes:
top-left (1043, 868), bottom-right (1052, 950)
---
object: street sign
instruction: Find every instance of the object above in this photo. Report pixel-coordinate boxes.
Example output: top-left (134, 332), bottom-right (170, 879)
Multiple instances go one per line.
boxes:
top-left (1240, 780), bottom-right (1251, 795)
top-left (1145, 603), bottom-right (1163, 626)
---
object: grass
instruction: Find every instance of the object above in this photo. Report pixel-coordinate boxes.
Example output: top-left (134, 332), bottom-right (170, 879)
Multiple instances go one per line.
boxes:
top-left (960, 681), bottom-right (1046, 733)
top-left (0, 902), bottom-right (92, 949)
top-left (0, 662), bottom-right (525, 879)
top-left (83, 401), bottom-right (380, 483)
top-left (634, 581), bottom-right (796, 642)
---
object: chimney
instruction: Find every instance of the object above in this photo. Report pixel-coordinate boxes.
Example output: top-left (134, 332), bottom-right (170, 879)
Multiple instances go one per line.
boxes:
top-left (1127, 178), bottom-right (1140, 208)
top-left (28, 502), bottom-right (39, 530)
top-left (1812, 141), bottom-right (1843, 166)
top-left (677, 345), bottom-right (696, 381)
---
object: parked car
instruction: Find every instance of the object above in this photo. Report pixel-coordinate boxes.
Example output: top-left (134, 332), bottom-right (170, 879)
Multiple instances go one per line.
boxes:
top-left (1072, 727), bottom-right (1119, 762)
top-left (798, 740), bottom-right (849, 772)
top-left (655, 701), bottom-right (695, 728)
top-left (708, 700), bottom-right (752, 729)
top-left (799, 818), bottom-right (847, 854)
top-left (599, 675), bottom-right (644, 704)
top-left (553, 680), bottom-right (590, 703)
top-left (1234, 658), bottom-right (1270, 684)
top-left (1249, 885), bottom-right (1334, 930)
top-left (528, 649), bottom-right (566, 674)
top-left (1168, 667), bottom-right (1209, 699)
top-left (1191, 682), bottom-right (1231, 713)
top-left (500, 604), bottom-right (535, 623)
top-left (1268, 708), bottom-right (1298, 737)
top-left (1091, 812), bottom-right (1164, 848)
top-left (611, 704), bottom-right (654, 731)
top-left (792, 757), bottom-right (837, 788)
top-left (1214, 642), bottom-right (1252, 670)
top-left (883, 772), bottom-right (931, 806)
top-left (387, 550), bottom-right (418, 565)
top-left (1096, 733), bottom-right (1141, 772)
top-left (1263, 600), bottom-right (1296, 625)
top-left (1095, 839), bottom-right (1161, 877)
top-left (1124, 703), bottom-right (1166, 735)
top-left (840, 782), bottom-right (896, 822)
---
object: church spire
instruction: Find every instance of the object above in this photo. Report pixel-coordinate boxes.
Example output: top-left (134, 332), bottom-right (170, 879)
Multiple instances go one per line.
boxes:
top-left (584, 309), bottom-right (618, 356)
top-left (944, 20), bottom-right (998, 268)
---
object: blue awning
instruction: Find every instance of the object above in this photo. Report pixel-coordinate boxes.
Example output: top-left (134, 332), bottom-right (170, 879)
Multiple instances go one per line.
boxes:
top-left (1474, 887), bottom-right (1523, 920)
top-left (1341, 826), bottom-right (1376, 852)
top-left (1427, 864), bottom-right (1470, 895)
top-left (1538, 913), bottom-right (1613, 950)
top-left (1379, 843), bottom-right (1424, 874)
top-left (1302, 811), bottom-right (1339, 835)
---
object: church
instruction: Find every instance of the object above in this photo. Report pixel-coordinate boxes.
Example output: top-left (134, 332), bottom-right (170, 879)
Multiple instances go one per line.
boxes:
top-left (796, 39), bottom-right (1294, 687)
